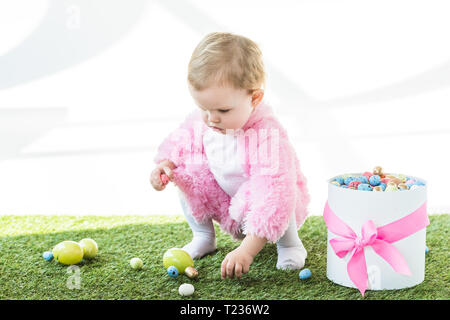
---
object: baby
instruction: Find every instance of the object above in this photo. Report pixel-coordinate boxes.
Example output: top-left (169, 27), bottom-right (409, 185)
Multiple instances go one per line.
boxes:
top-left (150, 32), bottom-right (310, 279)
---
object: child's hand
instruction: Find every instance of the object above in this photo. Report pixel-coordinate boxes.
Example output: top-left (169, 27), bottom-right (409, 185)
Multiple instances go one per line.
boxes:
top-left (221, 234), bottom-right (267, 279)
top-left (150, 160), bottom-right (176, 191)
top-left (221, 246), bottom-right (254, 279)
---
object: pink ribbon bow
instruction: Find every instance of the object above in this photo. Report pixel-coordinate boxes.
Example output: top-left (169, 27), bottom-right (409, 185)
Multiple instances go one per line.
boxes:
top-left (323, 201), bottom-right (429, 296)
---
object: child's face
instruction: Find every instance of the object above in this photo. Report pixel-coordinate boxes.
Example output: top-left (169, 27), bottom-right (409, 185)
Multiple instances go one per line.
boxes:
top-left (188, 84), bottom-right (264, 134)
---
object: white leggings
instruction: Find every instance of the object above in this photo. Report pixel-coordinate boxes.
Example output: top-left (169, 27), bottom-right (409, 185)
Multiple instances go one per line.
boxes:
top-left (177, 189), bottom-right (304, 249)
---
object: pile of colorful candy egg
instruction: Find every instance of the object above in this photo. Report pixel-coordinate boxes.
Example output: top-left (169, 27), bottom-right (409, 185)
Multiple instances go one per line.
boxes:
top-left (331, 166), bottom-right (426, 192)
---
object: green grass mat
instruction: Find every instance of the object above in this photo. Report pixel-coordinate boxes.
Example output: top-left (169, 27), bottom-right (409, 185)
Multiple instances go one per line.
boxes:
top-left (0, 215), bottom-right (448, 300)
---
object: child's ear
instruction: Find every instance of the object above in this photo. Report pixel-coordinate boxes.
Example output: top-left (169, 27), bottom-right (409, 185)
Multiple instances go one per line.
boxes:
top-left (252, 89), bottom-right (264, 107)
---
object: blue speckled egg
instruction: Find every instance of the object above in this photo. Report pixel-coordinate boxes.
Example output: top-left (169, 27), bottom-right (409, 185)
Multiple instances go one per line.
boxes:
top-left (299, 268), bottom-right (311, 280)
top-left (344, 177), bottom-right (355, 185)
top-left (334, 177), bottom-right (344, 185)
top-left (379, 182), bottom-right (386, 191)
top-left (369, 175), bottom-right (381, 186)
top-left (43, 251), bottom-right (53, 261)
top-left (414, 180), bottom-right (425, 186)
top-left (355, 176), bottom-right (369, 184)
top-left (167, 266), bottom-right (179, 278)
top-left (357, 183), bottom-right (373, 191)
top-left (425, 246), bottom-right (429, 254)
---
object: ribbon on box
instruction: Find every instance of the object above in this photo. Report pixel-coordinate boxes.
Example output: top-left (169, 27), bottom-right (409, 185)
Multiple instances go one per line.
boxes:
top-left (323, 201), bottom-right (429, 296)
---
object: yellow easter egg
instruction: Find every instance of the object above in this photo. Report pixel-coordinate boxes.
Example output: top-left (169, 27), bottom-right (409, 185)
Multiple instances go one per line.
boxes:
top-left (163, 248), bottom-right (194, 274)
top-left (79, 238), bottom-right (98, 259)
top-left (52, 241), bottom-right (84, 265)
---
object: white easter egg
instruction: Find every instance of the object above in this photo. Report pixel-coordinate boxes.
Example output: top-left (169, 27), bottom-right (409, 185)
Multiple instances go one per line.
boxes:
top-left (178, 283), bottom-right (195, 296)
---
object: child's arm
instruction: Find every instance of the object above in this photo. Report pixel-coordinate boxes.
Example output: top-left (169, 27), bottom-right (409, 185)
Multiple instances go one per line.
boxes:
top-left (221, 234), bottom-right (267, 279)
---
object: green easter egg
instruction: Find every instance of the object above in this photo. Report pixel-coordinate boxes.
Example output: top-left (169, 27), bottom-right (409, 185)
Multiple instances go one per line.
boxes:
top-left (79, 238), bottom-right (98, 259)
top-left (52, 241), bottom-right (84, 265)
top-left (163, 248), bottom-right (194, 274)
top-left (130, 257), bottom-right (143, 269)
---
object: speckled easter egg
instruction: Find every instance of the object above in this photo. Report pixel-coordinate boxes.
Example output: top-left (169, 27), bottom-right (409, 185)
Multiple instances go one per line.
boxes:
top-left (362, 171), bottom-right (373, 180)
top-left (355, 176), bottom-right (369, 184)
top-left (130, 257), bottom-right (143, 269)
top-left (42, 251), bottom-right (53, 261)
top-left (344, 176), bottom-right (355, 185)
top-left (373, 166), bottom-right (384, 176)
top-left (299, 268), bottom-right (312, 280)
top-left (167, 266), bottom-right (179, 278)
top-left (348, 181), bottom-right (362, 189)
top-left (385, 183), bottom-right (399, 192)
top-left (398, 183), bottom-right (409, 190)
top-left (369, 175), bottom-right (381, 186)
top-left (357, 183), bottom-right (373, 191)
top-left (392, 178), bottom-right (404, 185)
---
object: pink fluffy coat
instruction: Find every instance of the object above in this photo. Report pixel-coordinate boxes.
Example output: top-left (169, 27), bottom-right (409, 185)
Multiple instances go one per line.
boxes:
top-left (153, 101), bottom-right (310, 243)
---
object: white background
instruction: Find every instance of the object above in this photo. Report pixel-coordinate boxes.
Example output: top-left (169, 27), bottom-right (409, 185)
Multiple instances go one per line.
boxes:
top-left (0, 0), bottom-right (449, 216)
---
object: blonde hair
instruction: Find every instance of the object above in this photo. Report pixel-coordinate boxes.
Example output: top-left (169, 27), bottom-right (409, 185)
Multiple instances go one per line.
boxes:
top-left (187, 32), bottom-right (266, 95)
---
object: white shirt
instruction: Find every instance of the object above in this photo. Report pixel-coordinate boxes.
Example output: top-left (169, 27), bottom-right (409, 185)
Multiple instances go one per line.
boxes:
top-left (203, 127), bottom-right (247, 197)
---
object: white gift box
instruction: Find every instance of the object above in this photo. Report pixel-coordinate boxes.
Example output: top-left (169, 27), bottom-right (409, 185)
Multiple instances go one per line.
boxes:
top-left (326, 173), bottom-right (427, 291)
